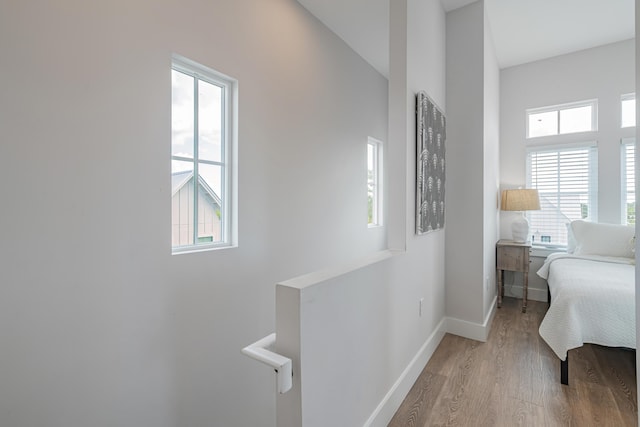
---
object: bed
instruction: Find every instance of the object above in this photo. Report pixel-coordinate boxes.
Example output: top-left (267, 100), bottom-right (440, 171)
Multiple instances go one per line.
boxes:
top-left (537, 220), bottom-right (636, 385)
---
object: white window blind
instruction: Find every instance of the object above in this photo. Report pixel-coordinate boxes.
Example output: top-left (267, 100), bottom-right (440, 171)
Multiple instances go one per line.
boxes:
top-left (526, 143), bottom-right (598, 246)
top-left (622, 138), bottom-right (635, 224)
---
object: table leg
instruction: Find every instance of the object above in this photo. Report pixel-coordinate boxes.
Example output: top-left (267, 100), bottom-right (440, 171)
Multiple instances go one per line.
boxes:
top-left (522, 270), bottom-right (528, 313)
top-left (497, 268), bottom-right (502, 308)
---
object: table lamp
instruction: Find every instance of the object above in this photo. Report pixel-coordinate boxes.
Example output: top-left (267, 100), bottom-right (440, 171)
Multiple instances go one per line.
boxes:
top-left (501, 189), bottom-right (541, 243)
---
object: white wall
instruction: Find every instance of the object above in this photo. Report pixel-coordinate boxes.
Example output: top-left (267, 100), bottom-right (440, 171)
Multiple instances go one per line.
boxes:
top-left (483, 9), bottom-right (501, 317)
top-left (389, 0), bottom-right (448, 387)
top-left (500, 39), bottom-right (635, 300)
top-left (445, 1), bottom-right (486, 325)
top-left (445, 0), bottom-right (500, 331)
top-left (275, 251), bottom-right (395, 427)
top-left (635, 1), bottom-right (640, 418)
top-left (385, 0), bottom-right (448, 418)
top-left (276, 0), bottom-right (448, 425)
top-left (388, 0), bottom-right (448, 372)
top-left (500, 39), bottom-right (635, 228)
top-left (275, 2), bottom-right (449, 423)
top-left (0, 1), bottom-right (389, 426)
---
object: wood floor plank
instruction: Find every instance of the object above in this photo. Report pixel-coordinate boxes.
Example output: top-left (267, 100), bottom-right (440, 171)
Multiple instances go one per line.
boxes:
top-left (592, 346), bottom-right (638, 427)
top-left (423, 339), bottom-right (482, 426)
top-left (424, 334), bottom-right (473, 378)
top-left (461, 359), bottom-right (499, 425)
top-left (540, 354), bottom-right (576, 426)
top-left (574, 380), bottom-right (628, 427)
top-left (570, 345), bottom-right (606, 385)
top-left (387, 368), bottom-right (447, 427)
top-left (495, 396), bottom-right (546, 427)
top-left (503, 305), bottom-right (545, 406)
top-left (389, 297), bottom-right (638, 427)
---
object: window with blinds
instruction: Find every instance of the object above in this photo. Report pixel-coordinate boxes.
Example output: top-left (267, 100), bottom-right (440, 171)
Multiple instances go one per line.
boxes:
top-left (526, 143), bottom-right (598, 246)
top-left (622, 138), bottom-right (635, 224)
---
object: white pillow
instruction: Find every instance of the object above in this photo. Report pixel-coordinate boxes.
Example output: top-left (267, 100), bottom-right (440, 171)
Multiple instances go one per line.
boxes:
top-left (570, 220), bottom-right (635, 258)
top-left (566, 222), bottom-right (577, 254)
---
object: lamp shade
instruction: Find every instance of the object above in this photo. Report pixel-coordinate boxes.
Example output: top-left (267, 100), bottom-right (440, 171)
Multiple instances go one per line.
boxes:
top-left (501, 189), bottom-right (540, 211)
top-left (501, 189), bottom-right (540, 243)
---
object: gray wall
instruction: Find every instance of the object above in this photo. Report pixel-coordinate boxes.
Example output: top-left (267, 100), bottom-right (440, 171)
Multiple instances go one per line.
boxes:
top-left (635, 1), bottom-right (640, 418)
top-left (445, 0), bottom-right (500, 328)
top-left (0, 1), bottom-right (389, 426)
top-left (483, 7), bottom-right (501, 317)
top-left (445, 1), bottom-right (486, 325)
top-left (386, 0), bottom-right (448, 397)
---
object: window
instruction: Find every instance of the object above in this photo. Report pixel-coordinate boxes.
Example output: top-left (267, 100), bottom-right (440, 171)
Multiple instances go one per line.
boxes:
top-left (622, 138), bottom-right (635, 224)
top-left (526, 100), bottom-right (597, 139)
top-left (526, 143), bottom-right (598, 246)
top-left (367, 137), bottom-right (383, 226)
top-left (621, 93), bottom-right (635, 128)
top-left (171, 55), bottom-right (237, 253)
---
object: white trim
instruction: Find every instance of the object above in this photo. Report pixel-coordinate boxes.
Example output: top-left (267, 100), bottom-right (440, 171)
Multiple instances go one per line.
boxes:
top-left (621, 138), bottom-right (636, 225)
top-left (279, 250), bottom-right (393, 290)
top-left (621, 93), bottom-right (636, 128)
top-left (526, 98), bottom-right (598, 116)
top-left (171, 53), bottom-right (239, 254)
top-left (364, 299), bottom-right (499, 426)
top-left (444, 297), bottom-right (497, 343)
top-left (530, 246), bottom-right (565, 257)
top-left (526, 99), bottom-right (598, 139)
top-left (505, 285), bottom-right (548, 303)
top-left (363, 318), bottom-right (446, 427)
top-left (525, 139), bottom-right (597, 153)
top-left (367, 137), bottom-right (384, 227)
top-left (172, 53), bottom-right (236, 87)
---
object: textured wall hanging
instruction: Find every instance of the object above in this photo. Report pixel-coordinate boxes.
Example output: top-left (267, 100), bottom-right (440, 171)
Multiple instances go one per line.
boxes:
top-left (416, 91), bottom-right (446, 234)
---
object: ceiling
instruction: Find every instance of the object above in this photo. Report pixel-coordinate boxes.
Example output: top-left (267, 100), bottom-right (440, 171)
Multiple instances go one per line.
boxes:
top-left (297, 0), bottom-right (634, 76)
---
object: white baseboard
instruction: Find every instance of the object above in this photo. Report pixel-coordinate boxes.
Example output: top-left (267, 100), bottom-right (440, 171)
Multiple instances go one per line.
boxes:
top-left (364, 299), bottom-right (502, 426)
top-left (444, 296), bottom-right (497, 342)
top-left (364, 318), bottom-right (446, 427)
top-left (506, 285), bottom-right (548, 302)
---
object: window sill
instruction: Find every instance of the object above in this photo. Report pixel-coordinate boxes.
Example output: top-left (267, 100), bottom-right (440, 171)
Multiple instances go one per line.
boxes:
top-left (172, 243), bottom-right (237, 255)
top-left (530, 244), bottom-right (566, 258)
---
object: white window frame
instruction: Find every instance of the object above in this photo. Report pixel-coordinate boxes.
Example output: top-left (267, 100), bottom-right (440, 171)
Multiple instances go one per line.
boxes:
top-left (367, 137), bottom-right (383, 227)
top-left (621, 93), bottom-right (636, 128)
top-left (526, 141), bottom-right (598, 247)
top-left (526, 99), bottom-right (598, 139)
top-left (171, 54), bottom-right (238, 254)
top-left (621, 138), bottom-right (635, 225)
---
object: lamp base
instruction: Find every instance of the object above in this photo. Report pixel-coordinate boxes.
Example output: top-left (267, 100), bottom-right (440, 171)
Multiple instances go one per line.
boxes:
top-left (511, 214), bottom-right (529, 243)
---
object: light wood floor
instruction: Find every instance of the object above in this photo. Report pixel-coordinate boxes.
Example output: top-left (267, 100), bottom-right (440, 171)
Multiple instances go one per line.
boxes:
top-left (389, 297), bottom-right (637, 427)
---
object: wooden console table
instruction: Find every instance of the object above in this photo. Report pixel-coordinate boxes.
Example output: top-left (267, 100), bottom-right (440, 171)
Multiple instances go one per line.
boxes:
top-left (496, 239), bottom-right (531, 313)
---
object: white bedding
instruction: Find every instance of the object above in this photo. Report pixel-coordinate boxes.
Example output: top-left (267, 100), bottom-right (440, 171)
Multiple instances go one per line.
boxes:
top-left (537, 253), bottom-right (636, 360)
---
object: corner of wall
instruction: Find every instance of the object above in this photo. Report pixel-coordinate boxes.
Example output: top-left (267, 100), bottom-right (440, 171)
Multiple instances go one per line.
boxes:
top-left (445, 296), bottom-right (497, 342)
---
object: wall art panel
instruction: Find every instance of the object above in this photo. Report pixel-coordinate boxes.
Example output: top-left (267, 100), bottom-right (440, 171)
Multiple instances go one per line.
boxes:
top-left (416, 91), bottom-right (446, 234)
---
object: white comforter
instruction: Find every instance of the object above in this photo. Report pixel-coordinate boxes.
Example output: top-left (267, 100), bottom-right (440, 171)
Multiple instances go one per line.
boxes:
top-left (537, 253), bottom-right (636, 360)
